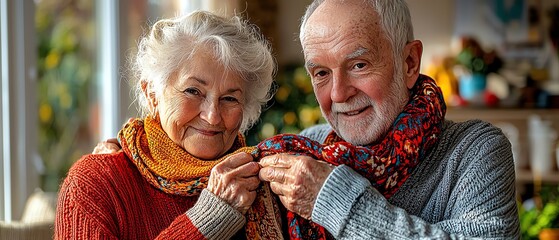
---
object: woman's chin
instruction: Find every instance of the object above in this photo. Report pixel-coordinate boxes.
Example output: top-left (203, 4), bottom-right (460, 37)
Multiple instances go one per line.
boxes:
top-left (184, 144), bottom-right (224, 160)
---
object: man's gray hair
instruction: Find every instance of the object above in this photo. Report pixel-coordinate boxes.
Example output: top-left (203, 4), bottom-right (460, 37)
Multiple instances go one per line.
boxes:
top-left (132, 11), bottom-right (276, 133)
top-left (299, 0), bottom-right (414, 61)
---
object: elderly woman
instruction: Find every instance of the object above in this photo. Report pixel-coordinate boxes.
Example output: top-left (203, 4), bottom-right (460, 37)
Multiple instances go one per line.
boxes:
top-left (54, 11), bottom-right (283, 239)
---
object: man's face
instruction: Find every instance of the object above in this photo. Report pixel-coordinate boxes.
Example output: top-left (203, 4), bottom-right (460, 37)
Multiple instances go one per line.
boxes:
top-left (301, 0), bottom-right (409, 145)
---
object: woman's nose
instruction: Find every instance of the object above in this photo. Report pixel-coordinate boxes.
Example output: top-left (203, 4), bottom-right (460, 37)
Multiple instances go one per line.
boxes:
top-left (200, 99), bottom-right (222, 125)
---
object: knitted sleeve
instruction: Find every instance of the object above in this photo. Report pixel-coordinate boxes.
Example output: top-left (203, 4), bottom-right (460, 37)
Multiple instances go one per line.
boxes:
top-left (55, 154), bottom-right (245, 240)
top-left (54, 157), bottom-right (123, 239)
top-left (180, 189), bottom-right (246, 240)
top-left (155, 190), bottom-right (245, 240)
top-left (55, 172), bottom-right (210, 240)
top-left (311, 121), bottom-right (519, 239)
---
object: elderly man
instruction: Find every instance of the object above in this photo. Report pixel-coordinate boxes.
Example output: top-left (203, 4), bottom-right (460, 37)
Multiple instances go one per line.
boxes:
top-left (258, 0), bottom-right (520, 239)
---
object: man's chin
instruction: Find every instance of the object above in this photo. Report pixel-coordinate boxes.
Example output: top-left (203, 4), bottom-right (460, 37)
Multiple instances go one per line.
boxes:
top-left (343, 136), bottom-right (373, 146)
top-left (335, 128), bottom-right (374, 146)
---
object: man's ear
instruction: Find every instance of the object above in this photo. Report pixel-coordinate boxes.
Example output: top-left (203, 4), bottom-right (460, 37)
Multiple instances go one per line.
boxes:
top-left (141, 81), bottom-right (158, 114)
top-left (403, 40), bottom-right (423, 89)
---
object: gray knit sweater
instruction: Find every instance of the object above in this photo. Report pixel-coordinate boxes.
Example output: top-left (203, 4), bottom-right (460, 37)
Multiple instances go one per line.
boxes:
top-left (303, 120), bottom-right (520, 239)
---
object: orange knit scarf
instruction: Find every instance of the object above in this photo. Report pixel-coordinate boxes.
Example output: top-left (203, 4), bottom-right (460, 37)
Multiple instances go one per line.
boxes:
top-left (118, 116), bottom-right (283, 239)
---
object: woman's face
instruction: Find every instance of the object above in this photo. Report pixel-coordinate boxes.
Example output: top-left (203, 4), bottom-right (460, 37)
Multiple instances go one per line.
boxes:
top-left (154, 46), bottom-right (245, 160)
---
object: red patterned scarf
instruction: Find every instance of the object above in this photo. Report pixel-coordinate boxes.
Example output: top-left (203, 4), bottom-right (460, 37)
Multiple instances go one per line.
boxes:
top-left (254, 75), bottom-right (446, 239)
top-left (118, 117), bottom-right (284, 239)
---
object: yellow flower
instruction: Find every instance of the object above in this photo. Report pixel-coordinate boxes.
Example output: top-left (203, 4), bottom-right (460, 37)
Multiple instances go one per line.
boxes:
top-left (39, 103), bottom-right (53, 123)
top-left (283, 112), bottom-right (297, 125)
top-left (275, 86), bottom-right (291, 103)
top-left (299, 107), bottom-right (316, 128)
top-left (45, 51), bottom-right (60, 69)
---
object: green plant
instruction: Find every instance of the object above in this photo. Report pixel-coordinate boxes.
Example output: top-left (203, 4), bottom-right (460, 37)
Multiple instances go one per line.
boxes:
top-left (246, 65), bottom-right (325, 145)
top-left (36, 0), bottom-right (95, 191)
top-left (455, 37), bottom-right (503, 76)
top-left (519, 185), bottom-right (559, 240)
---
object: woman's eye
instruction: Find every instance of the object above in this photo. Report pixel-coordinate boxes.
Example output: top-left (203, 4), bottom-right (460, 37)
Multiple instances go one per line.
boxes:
top-left (183, 88), bottom-right (200, 96)
top-left (222, 96), bottom-right (239, 103)
top-left (353, 63), bottom-right (367, 69)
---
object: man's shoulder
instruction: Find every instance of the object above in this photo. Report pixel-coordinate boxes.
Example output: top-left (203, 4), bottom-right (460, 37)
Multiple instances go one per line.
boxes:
top-left (300, 123), bottom-right (333, 143)
top-left (442, 119), bottom-right (507, 143)
top-left (437, 119), bottom-right (512, 164)
top-left (401, 119), bottom-right (513, 194)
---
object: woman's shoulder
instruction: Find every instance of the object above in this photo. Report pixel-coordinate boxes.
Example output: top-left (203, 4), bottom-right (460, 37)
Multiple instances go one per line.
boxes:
top-left (57, 152), bottom-right (135, 214)
top-left (63, 152), bottom-right (133, 188)
top-left (70, 152), bottom-right (130, 171)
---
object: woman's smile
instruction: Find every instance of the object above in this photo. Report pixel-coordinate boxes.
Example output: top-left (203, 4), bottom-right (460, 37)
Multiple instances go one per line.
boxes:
top-left (192, 127), bottom-right (223, 137)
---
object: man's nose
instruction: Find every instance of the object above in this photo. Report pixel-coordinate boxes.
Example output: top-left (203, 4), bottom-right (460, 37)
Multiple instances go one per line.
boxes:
top-left (330, 71), bottom-right (356, 103)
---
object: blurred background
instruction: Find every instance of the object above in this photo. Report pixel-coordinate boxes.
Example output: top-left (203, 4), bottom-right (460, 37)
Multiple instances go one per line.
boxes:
top-left (1, 0), bottom-right (559, 239)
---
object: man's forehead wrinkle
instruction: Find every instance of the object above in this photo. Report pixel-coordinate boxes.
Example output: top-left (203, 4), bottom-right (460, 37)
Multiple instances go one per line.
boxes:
top-left (304, 24), bottom-right (338, 43)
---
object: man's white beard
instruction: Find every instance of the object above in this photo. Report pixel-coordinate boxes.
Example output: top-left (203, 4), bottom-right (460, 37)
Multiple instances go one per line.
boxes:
top-left (324, 65), bottom-right (409, 146)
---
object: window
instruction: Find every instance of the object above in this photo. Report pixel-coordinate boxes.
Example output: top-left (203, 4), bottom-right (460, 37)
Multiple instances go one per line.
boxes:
top-left (1, 0), bottom-right (38, 222)
top-left (0, 0), bottom-right (223, 222)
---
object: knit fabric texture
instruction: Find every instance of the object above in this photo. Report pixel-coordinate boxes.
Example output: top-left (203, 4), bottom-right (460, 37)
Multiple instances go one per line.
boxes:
top-left (120, 116), bottom-right (282, 239)
top-left (253, 75), bottom-right (445, 239)
top-left (55, 152), bottom-right (225, 239)
top-left (117, 116), bottom-right (253, 196)
top-left (55, 116), bottom-right (283, 239)
top-left (302, 120), bottom-right (520, 239)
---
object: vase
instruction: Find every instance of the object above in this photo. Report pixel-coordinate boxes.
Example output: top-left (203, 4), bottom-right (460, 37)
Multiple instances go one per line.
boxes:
top-left (459, 73), bottom-right (486, 101)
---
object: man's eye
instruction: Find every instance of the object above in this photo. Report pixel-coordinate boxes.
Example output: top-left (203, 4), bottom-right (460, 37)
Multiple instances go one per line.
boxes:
top-left (314, 70), bottom-right (328, 77)
top-left (354, 63), bottom-right (367, 69)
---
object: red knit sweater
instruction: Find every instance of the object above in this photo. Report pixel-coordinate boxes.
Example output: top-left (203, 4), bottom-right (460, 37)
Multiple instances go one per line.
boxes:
top-left (55, 152), bottom-right (224, 239)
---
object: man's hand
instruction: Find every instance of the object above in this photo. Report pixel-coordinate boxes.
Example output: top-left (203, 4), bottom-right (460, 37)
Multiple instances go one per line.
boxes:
top-left (207, 152), bottom-right (261, 214)
top-left (258, 154), bottom-right (335, 219)
top-left (92, 138), bottom-right (121, 154)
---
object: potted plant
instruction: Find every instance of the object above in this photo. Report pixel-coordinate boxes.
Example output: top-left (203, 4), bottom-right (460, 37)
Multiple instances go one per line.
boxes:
top-left (455, 37), bottom-right (503, 103)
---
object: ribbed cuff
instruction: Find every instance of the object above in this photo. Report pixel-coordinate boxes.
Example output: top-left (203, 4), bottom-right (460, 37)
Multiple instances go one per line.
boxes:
top-left (186, 189), bottom-right (245, 240)
top-left (312, 165), bottom-right (370, 237)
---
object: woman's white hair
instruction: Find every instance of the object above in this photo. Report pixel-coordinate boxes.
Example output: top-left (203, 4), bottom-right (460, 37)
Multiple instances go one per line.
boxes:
top-left (299, 0), bottom-right (414, 63)
top-left (132, 11), bottom-right (276, 133)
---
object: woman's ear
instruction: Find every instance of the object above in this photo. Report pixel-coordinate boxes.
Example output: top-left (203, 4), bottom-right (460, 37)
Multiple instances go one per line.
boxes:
top-left (403, 40), bottom-right (423, 89)
top-left (141, 81), bottom-right (158, 114)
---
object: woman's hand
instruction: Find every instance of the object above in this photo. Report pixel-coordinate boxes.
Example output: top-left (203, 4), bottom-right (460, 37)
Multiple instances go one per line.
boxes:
top-left (207, 152), bottom-right (261, 214)
top-left (92, 138), bottom-right (121, 154)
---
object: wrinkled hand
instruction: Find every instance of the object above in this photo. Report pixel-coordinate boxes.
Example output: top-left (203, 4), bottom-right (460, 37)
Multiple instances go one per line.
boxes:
top-left (258, 154), bottom-right (335, 219)
top-left (92, 138), bottom-right (121, 154)
top-left (207, 152), bottom-right (261, 214)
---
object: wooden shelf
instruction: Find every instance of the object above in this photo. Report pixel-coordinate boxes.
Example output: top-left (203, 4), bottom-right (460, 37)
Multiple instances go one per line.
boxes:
top-left (516, 169), bottom-right (559, 183)
top-left (446, 108), bottom-right (559, 188)
top-left (447, 108), bottom-right (559, 121)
